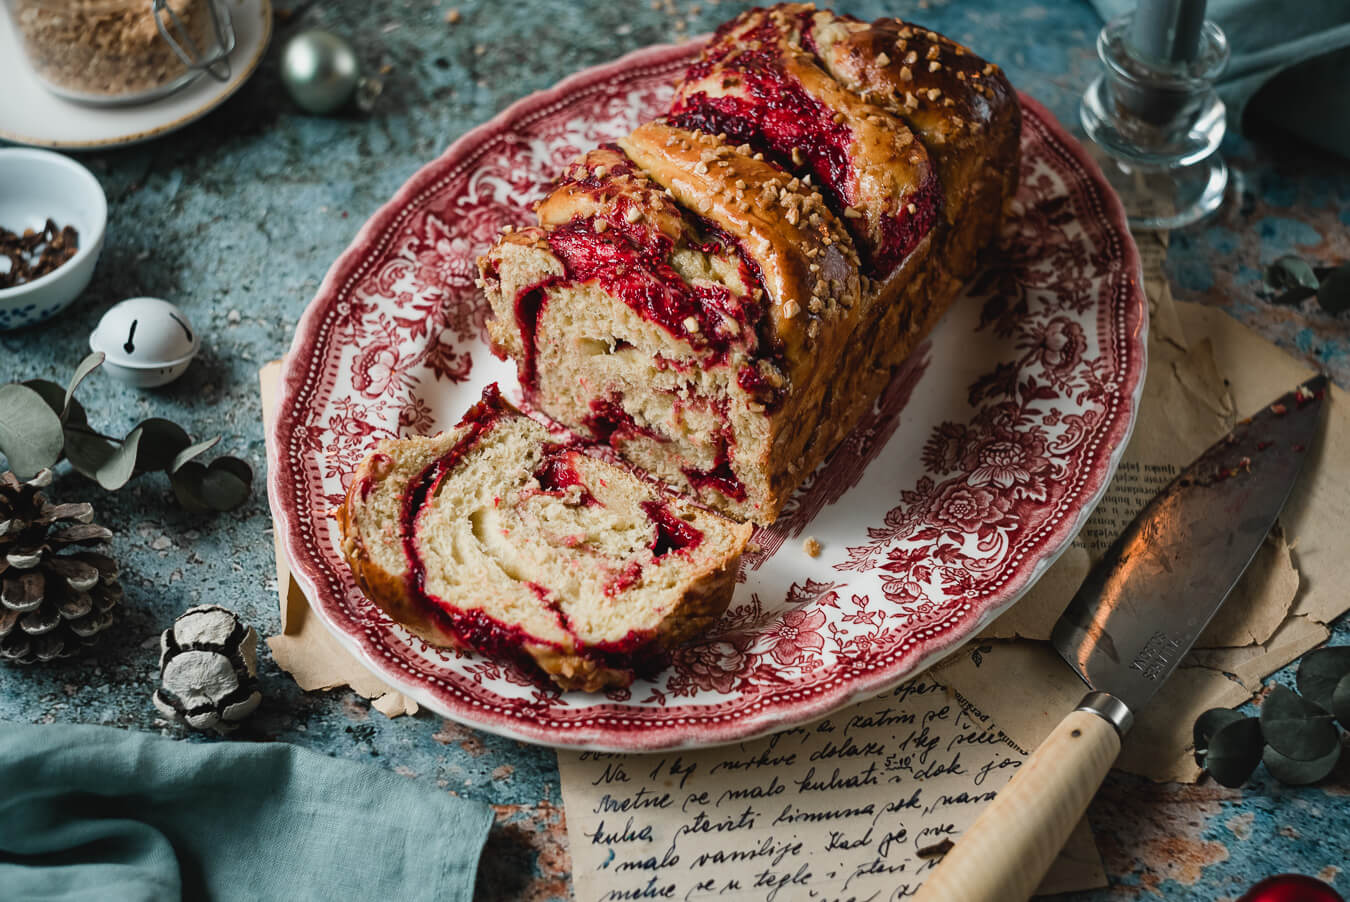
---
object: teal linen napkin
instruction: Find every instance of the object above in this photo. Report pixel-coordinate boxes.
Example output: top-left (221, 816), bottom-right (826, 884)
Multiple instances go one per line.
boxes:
top-left (0, 722), bottom-right (494, 902)
top-left (1091, 0), bottom-right (1350, 158)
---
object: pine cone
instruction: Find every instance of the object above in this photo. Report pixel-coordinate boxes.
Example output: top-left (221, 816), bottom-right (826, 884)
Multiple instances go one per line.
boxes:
top-left (0, 470), bottom-right (121, 664)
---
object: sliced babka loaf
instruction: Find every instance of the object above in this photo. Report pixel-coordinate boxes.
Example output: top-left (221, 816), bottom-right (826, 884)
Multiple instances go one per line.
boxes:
top-left (336, 385), bottom-right (753, 692)
top-left (478, 3), bottom-right (1020, 525)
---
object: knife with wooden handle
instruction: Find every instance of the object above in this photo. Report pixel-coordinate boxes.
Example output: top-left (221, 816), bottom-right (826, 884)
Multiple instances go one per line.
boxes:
top-left (914, 374), bottom-right (1329, 902)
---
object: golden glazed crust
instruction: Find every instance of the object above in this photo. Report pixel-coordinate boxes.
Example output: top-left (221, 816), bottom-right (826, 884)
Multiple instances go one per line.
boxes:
top-left (671, 3), bottom-right (937, 271)
top-left (807, 9), bottom-right (1021, 280)
top-left (617, 121), bottom-right (860, 372)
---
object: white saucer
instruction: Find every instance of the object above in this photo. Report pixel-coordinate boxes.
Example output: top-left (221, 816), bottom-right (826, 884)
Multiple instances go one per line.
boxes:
top-left (0, 0), bottom-right (272, 151)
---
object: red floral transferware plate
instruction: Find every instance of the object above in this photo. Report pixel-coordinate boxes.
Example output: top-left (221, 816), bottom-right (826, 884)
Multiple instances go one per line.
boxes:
top-left (267, 41), bottom-right (1147, 751)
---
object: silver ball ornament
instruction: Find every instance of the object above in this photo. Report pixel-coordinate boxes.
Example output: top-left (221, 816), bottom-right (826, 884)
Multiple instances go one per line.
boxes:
top-left (281, 29), bottom-right (380, 115)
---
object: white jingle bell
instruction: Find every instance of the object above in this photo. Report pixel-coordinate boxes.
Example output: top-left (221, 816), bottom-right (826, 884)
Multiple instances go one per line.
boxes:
top-left (153, 604), bottom-right (261, 734)
top-left (89, 297), bottom-right (201, 388)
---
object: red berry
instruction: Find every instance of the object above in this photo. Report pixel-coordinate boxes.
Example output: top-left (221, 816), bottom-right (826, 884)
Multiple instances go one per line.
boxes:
top-left (1238, 875), bottom-right (1345, 902)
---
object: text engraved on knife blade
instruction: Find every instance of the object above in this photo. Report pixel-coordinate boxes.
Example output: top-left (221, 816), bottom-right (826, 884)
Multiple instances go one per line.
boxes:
top-left (1127, 630), bottom-right (1184, 682)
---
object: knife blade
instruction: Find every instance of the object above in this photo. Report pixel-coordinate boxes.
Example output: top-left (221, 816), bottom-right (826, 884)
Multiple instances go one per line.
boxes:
top-left (913, 374), bottom-right (1329, 902)
top-left (1052, 373), bottom-right (1328, 725)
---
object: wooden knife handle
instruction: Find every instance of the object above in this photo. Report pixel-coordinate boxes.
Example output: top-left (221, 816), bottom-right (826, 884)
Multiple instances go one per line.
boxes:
top-left (912, 706), bottom-right (1121, 902)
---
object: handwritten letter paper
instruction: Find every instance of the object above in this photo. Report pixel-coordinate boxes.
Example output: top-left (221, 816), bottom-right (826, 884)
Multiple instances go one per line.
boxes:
top-left (558, 678), bottom-right (1104, 901)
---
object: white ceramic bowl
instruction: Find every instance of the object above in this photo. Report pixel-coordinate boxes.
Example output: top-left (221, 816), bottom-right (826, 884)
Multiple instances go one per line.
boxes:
top-left (0, 148), bottom-right (107, 331)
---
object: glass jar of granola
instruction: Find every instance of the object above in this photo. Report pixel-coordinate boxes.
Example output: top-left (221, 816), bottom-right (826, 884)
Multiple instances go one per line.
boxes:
top-left (3, 0), bottom-right (235, 106)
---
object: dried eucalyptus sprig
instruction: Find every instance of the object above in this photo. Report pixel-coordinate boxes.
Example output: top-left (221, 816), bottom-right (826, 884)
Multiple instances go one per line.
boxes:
top-left (0, 353), bottom-right (252, 512)
top-left (1263, 255), bottom-right (1350, 315)
top-left (1194, 646), bottom-right (1350, 788)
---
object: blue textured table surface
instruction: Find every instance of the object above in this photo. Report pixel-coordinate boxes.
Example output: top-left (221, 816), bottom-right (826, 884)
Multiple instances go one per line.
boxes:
top-left (2, 2), bottom-right (1347, 899)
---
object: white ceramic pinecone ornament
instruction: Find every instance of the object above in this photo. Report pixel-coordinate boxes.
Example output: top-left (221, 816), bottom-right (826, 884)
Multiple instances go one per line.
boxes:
top-left (153, 605), bottom-right (261, 733)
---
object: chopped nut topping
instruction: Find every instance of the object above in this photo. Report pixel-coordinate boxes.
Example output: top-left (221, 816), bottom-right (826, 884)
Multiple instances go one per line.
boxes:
top-left (625, 206), bottom-right (643, 223)
top-left (782, 300), bottom-right (801, 319)
top-left (791, 147), bottom-right (805, 166)
top-left (843, 206), bottom-right (862, 219)
top-left (929, 61), bottom-right (941, 72)
top-left (927, 87), bottom-right (941, 101)
top-left (875, 52), bottom-right (891, 67)
top-left (907, 202), bottom-right (917, 214)
top-left (926, 45), bottom-right (940, 60)
top-left (904, 50), bottom-right (917, 65)
top-left (803, 536), bottom-right (822, 558)
top-left (899, 65), bottom-right (913, 82)
top-left (682, 316), bottom-right (700, 333)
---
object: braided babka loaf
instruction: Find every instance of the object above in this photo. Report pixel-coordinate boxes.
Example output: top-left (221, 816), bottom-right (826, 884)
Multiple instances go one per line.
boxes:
top-left (480, 4), bottom-right (1019, 525)
top-left (337, 385), bottom-right (752, 691)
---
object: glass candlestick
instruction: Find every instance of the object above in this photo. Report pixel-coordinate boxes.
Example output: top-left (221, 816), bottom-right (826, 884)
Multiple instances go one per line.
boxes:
top-left (1080, 2), bottom-right (1230, 230)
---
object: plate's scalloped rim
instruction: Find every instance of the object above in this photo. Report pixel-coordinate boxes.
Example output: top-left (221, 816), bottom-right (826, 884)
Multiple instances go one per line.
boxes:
top-left (266, 45), bottom-right (1148, 751)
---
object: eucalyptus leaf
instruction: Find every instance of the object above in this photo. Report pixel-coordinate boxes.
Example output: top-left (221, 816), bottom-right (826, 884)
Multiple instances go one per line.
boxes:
top-left (1334, 673), bottom-right (1350, 727)
top-left (1260, 684), bottom-right (1339, 760)
top-left (1202, 716), bottom-right (1264, 787)
top-left (169, 462), bottom-right (211, 513)
top-left (200, 460), bottom-right (252, 511)
top-left (169, 436), bottom-right (221, 474)
top-left (1193, 707), bottom-right (1245, 766)
top-left (1317, 263), bottom-right (1350, 315)
top-left (95, 426), bottom-right (143, 491)
top-left (63, 353), bottom-right (104, 418)
top-left (129, 419), bottom-right (192, 473)
top-left (63, 425), bottom-right (117, 480)
top-left (1296, 647), bottom-right (1350, 713)
top-left (23, 380), bottom-right (64, 416)
top-left (1266, 255), bottom-right (1320, 294)
top-left (23, 379), bottom-right (89, 427)
top-left (0, 383), bottom-right (66, 479)
top-left (1262, 741), bottom-right (1342, 786)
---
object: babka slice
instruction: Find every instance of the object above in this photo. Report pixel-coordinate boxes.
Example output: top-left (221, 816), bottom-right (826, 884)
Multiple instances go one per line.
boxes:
top-left (480, 138), bottom-right (858, 524)
top-left (336, 385), bottom-right (752, 692)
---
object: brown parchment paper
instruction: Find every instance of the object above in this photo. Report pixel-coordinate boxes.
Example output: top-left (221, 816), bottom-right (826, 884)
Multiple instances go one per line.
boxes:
top-left (557, 678), bottom-right (1106, 901)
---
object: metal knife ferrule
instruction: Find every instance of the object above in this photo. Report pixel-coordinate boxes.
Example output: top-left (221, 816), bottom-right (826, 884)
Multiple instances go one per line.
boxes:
top-left (1075, 691), bottom-right (1134, 736)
